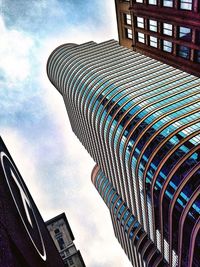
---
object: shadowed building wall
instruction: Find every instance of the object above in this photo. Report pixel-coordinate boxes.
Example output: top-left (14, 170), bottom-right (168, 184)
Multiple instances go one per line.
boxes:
top-left (47, 40), bottom-right (200, 267)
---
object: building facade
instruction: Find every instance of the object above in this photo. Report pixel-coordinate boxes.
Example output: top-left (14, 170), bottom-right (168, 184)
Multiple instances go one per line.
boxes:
top-left (46, 213), bottom-right (86, 267)
top-left (115, 0), bottom-right (200, 77)
top-left (0, 137), bottom-right (64, 267)
top-left (47, 40), bottom-right (200, 267)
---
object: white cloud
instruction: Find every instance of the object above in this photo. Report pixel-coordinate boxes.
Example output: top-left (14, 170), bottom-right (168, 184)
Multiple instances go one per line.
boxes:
top-left (0, 16), bottom-right (34, 86)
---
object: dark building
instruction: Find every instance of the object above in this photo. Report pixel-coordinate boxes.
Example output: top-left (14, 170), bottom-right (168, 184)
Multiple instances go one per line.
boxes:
top-left (0, 137), bottom-right (64, 267)
top-left (46, 213), bottom-right (86, 267)
top-left (115, 0), bottom-right (200, 77)
top-left (47, 40), bottom-right (200, 267)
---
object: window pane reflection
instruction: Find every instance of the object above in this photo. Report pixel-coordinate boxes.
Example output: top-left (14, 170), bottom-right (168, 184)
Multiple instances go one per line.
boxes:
top-left (179, 26), bottom-right (192, 42)
top-left (178, 45), bottom-right (190, 59)
top-left (180, 0), bottom-right (192, 10)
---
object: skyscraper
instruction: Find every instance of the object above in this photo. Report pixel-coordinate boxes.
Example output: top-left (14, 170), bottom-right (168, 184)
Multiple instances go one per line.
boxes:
top-left (46, 213), bottom-right (86, 267)
top-left (47, 40), bottom-right (200, 267)
top-left (115, 0), bottom-right (200, 77)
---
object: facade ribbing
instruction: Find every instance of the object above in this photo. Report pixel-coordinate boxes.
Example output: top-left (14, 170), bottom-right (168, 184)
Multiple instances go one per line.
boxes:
top-left (47, 40), bottom-right (200, 267)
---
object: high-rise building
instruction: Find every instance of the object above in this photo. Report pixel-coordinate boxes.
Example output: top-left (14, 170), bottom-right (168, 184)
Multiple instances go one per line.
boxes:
top-left (47, 40), bottom-right (200, 267)
top-left (115, 0), bottom-right (200, 77)
top-left (0, 137), bottom-right (64, 267)
top-left (46, 213), bottom-right (86, 267)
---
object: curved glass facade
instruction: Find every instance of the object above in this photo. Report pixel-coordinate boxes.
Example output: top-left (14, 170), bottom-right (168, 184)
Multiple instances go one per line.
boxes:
top-left (47, 40), bottom-right (200, 267)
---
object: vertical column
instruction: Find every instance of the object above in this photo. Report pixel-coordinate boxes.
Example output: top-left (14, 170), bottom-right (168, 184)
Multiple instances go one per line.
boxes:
top-left (158, 21), bottom-right (162, 50)
top-left (190, 28), bottom-right (196, 61)
top-left (173, 25), bottom-right (178, 56)
top-left (193, 0), bottom-right (199, 13)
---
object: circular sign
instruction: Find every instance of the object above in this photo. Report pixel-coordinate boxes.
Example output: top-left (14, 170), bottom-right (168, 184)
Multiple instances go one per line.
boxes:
top-left (0, 152), bottom-right (46, 261)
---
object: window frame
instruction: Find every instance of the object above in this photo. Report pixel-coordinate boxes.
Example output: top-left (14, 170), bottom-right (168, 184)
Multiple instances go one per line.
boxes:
top-left (163, 0), bottom-right (173, 7)
top-left (125, 14), bottom-right (132, 25)
top-left (149, 36), bottom-right (158, 48)
top-left (179, 26), bottom-right (192, 42)
top-left (163, 40), bottom-right (173, 53)
top-left (137, 17), bottom-right (144, 28)
top-left (195, 50), bottom-right (200, 63)
top-left (163, 23), bottom-right (173, 36)
top-left (178, 45), bottom-right (190, 59)
top-left (126, 28), bottom-right (133, 39)
top-left (148, 0), bottom-right (157, 5)
top-left (149, 19), bottom-right (157, 32)
top-left (137, 32), bottom-right (145, 43)
top-left (180, 0), bottom-right (193, 10)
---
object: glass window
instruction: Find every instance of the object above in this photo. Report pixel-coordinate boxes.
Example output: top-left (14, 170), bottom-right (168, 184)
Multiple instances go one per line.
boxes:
top-left (65, 249), bottom-right (70, 256)
top-left (126, 28), bottom-right (133, 39)
top-left (195, 50), bottom-right (200, 63)
top-left (57, 237), bottom-right (65, 250)
top-left (149, 19), bottom-right (157, 32)
top-left (179, 26), bottom-right (192, 41)
top-left (68, 257), bottom-right (74, 265)
top-left (138, 32), bottom-right (145, 43)
top-left (163, 40), bottom-right (172, 52)
top-left (150, 36), bottom-right (158, 47)
top-left (180, 0), bottom-right (192, 10)
top-left (196, 31), bottom-right (200, 44)
top-left (178, 45), bottom-right (190, 59)
top-left (163, 23), bottom-right (173, 36)
top-left (125, 14), bottom-right (132, 25)
top-left (54, 228), bottom-right (60, 234)
top-left (163, 0), bottom-right (173, 7)
top-left (149, 0), bottom-right (157, 4)
top-left (136, 0), bottom-right (143, 2)
top-left (137, 17), bottom-right (144, 28)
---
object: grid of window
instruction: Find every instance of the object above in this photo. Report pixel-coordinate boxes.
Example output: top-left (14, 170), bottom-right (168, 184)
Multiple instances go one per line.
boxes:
top-left (149, 19), bottom-right (157, 32)
top-left (163, 0), bottom-right (173, 7)
top-left (126, 28), bottom-right (133, 39)
top-left (163, 40), bottom-right (172, 52)
top-left (137, 17), bottom-right (144, 28)
top-left (180, 0), bottom-right (192, 10)
top-left (178, 45), bottom-right (190, 59)
top-left (125, 14), bottom-right (132, 25)
top-left (148, 0), bottom-right (157, 5)
top-left (179, 26), bottom-right (192, 41)
top-left (149, 36), bottom-right (158, 48)
top-left (163, 23), bottom-right (173, 36)
top-left (137, 32), bottom-right (145, 43)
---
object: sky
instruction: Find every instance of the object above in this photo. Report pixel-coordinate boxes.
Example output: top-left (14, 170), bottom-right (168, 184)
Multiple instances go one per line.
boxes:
top-left (0, 0), bottom-right (132, 266)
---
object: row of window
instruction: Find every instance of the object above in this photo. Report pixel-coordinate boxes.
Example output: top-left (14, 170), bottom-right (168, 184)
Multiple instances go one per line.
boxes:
top-left (135, 0), bottom-right (193, 10)
top-left (136, 31), bottom-right (200, 62)
top-left (135, 17), bottom-right (195, 42)
top-left (125, 15), bottom-right (199, 44)
top-left (136, 18), bottom-right (173, 36)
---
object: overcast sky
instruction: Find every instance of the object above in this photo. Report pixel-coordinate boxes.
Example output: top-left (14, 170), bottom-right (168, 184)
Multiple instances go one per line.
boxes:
top-left (0, 1), bottom-right (132, 266)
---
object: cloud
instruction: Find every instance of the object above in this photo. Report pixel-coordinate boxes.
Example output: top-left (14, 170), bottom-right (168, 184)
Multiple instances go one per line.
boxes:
top-left (0, 17), bottom-right (34, 85)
